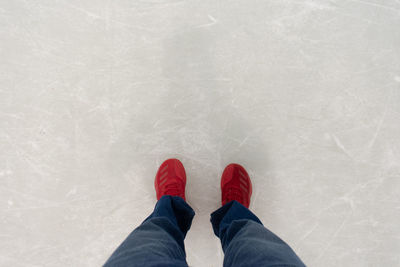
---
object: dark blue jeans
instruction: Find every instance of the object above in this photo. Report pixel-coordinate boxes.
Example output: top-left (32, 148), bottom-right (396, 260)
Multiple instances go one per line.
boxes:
top-left (104, 196), bottom-right (305, 267)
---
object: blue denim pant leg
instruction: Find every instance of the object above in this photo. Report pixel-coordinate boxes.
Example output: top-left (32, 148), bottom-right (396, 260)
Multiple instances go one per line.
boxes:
top-left (104, 196), bottom-right (195, 267)
top-left (211, 201), bottom-right (306, 267)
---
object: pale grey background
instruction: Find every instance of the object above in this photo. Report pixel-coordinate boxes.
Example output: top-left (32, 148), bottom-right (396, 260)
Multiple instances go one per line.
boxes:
top-left (1, 0), bottom-right (399, 266)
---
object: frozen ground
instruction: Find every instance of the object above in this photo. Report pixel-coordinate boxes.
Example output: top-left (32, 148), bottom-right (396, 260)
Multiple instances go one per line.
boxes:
top-left (1, 0), bottom-right (400, 266)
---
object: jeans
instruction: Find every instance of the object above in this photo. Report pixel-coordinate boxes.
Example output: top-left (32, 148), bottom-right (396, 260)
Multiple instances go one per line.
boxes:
top-left (104, 196), bottom-right (305, 267)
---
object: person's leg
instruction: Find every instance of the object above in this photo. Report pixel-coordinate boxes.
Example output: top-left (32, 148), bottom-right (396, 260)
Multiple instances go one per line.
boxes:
top-left (104, 195), bottom-right (194, 267)
top-left (211, 163), bottom-right (305, 267)
top-left (211, 200), bottom-right (305, 267)
top-left (104, 159), bottom-right (193, 267)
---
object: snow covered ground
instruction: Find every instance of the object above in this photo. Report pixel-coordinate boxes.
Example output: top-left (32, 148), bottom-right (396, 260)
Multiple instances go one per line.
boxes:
top-left (1, 0), bottom-right (399, 266)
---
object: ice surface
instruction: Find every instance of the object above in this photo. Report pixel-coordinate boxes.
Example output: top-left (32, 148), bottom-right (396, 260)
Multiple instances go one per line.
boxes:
top-left (1, 0), bottom-right (400, 266)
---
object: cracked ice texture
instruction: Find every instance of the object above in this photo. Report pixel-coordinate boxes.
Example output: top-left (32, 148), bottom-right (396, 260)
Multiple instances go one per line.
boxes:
top-left (0, 0), bottom-right (399, 266)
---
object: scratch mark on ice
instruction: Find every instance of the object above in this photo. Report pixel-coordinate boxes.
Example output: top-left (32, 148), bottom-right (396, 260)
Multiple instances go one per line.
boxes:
top-left (331, 134), bottom-right (354, 159)
top-left (196, 15), bottom-right (218, 28)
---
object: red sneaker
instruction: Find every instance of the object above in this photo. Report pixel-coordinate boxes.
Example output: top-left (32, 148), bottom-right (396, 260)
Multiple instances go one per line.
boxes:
top-left (155, 158), bottom-right (186, 201)
top-left (221, 163), bottom-right (252, 208)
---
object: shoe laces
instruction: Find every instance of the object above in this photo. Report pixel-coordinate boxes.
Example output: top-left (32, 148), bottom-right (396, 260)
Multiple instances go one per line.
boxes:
top-left (164, 182), bottom-right (183, 198)
top-left (225, 187), bottom-right (243, 204)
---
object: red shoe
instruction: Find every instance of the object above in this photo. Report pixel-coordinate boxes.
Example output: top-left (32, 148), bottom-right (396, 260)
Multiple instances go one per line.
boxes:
top-left (221, 163), bottom-right (252, 208)
top-left (155, 158), bottom-right (186, 201)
